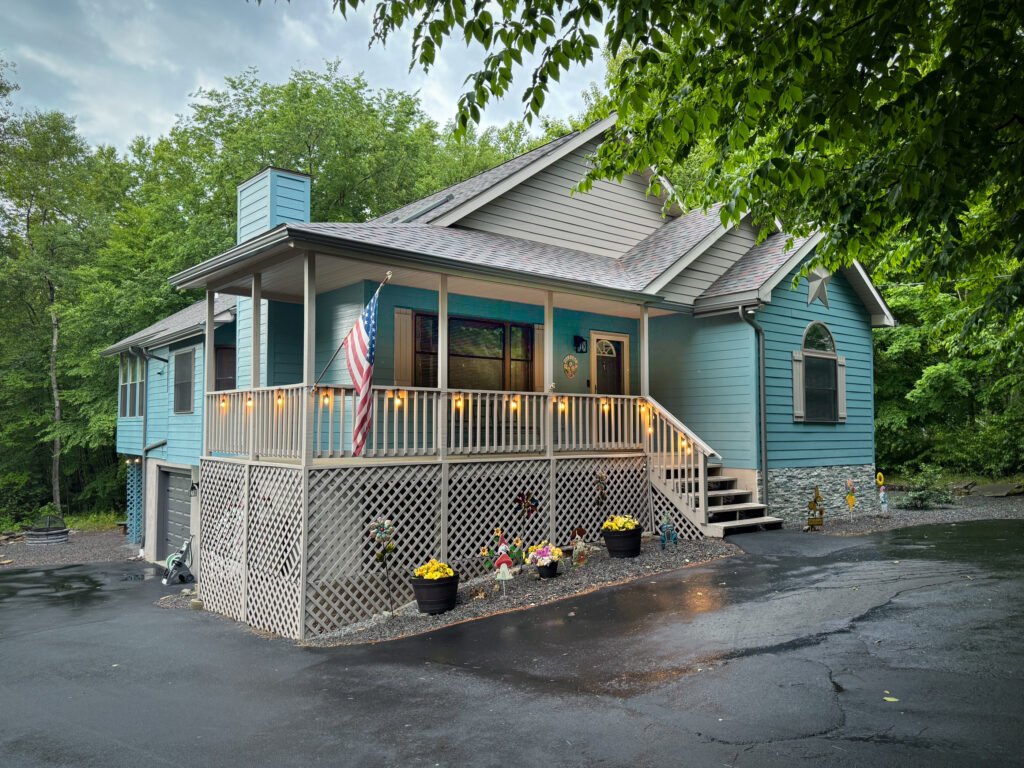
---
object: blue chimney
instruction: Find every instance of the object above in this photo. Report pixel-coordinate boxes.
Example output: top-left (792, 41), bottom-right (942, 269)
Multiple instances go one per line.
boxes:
top-left (236, 167), bottom-right (311, 244)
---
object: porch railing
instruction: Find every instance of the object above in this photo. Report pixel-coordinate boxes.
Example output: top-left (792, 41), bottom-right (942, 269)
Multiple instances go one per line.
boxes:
top-left (204, 387), bottom-right (718, 477)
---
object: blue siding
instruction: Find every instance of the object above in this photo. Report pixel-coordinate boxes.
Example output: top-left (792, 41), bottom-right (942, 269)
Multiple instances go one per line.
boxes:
top-left (650, 314), bottom-right (758, 468)
top-left (236, 168), bottom-right (310, 244)
top-left (136, 342), bottom-right (206, 466)
top-left (266, 301), bottom-right (303, 385)
top-left (315, 283), bottom-right (368, 386)
top-left (116, 417), bottom-right (143, 455)
top-left (144, 348), bottom-right (169, 461)
top-left (552, 309), bottom-right (639, 394)
top-left (235, 298), bottom-right (268, 388)
top-left (758, 269), bottom-right (875, 468)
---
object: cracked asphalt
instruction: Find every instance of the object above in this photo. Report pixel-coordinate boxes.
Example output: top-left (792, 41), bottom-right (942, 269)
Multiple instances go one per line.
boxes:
top-left (1, 519), bottom-right (1022, 767)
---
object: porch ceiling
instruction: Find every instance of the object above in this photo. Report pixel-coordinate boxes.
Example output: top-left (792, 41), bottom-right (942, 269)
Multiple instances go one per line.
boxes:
top-left (214, 251), bottom-right (675, 318)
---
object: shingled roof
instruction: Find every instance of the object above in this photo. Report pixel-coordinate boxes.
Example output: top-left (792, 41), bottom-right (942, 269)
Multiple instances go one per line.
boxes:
top-left (103, 295), bottom-right (236, 356)
top-left (699, 232), bottom-right (816, 302)
top-left (618, 205), bottom-right (724, 288)
top-left (373, 131), bottom-right (583, 225)
top-left (290, 222), bottom-right (636, 290)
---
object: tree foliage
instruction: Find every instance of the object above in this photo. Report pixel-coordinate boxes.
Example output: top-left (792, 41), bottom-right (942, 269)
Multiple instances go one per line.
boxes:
top-left (333, 0), bottom-right (1023, 338)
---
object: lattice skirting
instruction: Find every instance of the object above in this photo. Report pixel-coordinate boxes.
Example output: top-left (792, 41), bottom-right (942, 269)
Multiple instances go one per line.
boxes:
top-left (650, 483), bottom-right (704, 541)
top-left (200, 455), bottom-right (658, 639)
top-left (126, 464), bottom-right (143, 545)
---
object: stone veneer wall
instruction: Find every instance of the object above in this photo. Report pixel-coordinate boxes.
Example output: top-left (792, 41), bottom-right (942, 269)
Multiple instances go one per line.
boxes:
top-left (764, 464), bottom-right (879, 525)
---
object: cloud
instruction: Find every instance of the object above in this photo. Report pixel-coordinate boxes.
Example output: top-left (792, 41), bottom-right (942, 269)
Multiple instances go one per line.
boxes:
top-left (0, 0), bottom-right (605, 149)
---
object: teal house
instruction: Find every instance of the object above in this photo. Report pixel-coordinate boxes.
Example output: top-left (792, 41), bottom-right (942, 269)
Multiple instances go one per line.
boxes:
top-left (107, 118), bottom-right (893, 639)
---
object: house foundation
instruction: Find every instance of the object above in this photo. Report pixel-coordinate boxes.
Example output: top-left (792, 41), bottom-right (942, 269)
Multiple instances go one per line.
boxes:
top-left (764, 464), bottom-right (879, 525)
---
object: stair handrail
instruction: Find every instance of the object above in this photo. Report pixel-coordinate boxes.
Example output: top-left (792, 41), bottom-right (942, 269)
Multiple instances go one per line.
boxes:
top-left (641, 396), bottom-right (721, 459)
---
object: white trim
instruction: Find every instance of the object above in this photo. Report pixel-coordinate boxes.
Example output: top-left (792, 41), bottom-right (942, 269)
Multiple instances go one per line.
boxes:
top-left (756, 232), bottom-right (826, 301)
top-left (431, 116), bottom-right (618, 227)
top-left (589, 330), bottom-right (631, 395)
top-left (645, 220), bottom-right (731, 294)
top-left (841, 261), bottom-right (896, 327)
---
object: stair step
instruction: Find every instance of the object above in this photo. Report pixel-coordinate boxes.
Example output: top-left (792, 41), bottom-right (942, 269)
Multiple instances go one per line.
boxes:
top-left (705, 475), bottom-right (739, 485)
top-left (708, 502), bottom-right (767, 514)
top-left (707, 516), bottom-right (784, 535)
top-left (707, 488), bottom-right (751, 499)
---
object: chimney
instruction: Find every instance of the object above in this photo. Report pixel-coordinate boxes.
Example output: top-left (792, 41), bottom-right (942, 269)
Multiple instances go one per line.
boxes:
top-left (236, 167), bottom-right (311, 244)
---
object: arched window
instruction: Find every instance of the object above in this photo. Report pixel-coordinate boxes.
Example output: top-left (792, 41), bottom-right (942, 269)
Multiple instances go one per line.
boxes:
top-left (793, 322), bottom-right (846, 423)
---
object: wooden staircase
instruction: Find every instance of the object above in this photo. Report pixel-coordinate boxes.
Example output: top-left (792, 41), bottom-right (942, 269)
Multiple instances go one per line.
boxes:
top-left (702, 464), bottom-right (783, 537)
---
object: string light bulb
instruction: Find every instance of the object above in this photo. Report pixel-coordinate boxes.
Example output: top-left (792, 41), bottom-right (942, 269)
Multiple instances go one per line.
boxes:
top-left (220, 396), bottom-right (227, 409)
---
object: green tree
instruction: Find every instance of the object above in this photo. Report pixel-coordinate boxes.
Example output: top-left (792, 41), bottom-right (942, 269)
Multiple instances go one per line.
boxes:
top-left (321, 0), bottom-right (1022, 336)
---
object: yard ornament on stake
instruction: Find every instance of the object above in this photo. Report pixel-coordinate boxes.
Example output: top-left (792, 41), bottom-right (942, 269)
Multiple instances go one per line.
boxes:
top-left (494, 551), bottom-right (514, 596)
top-left (804, 487), bottom-right (825, 532)
top-left (314, 272), bottom-right (392, 457)
top-left (846, 480), bottom-right (856, 517)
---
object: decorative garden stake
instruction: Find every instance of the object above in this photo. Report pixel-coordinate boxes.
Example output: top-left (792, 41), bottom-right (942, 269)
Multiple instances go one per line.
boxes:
top-left (846, 480), bottom-right (856, 517)
top-left (659, 515), bottom-right (679, 550)
top-left (494, 551), bottom-right (514, 596)
top-left (877, 471), bottom-right (889, 517)
top-left (805, 488), bottom-right (825, 532)
top-left (569, 529), bottom-right (590, 568)
top-left (371, 517), bottom-right (397, 613)
top-left (480, 528), bottom-right (523, 570)
top-left (595, 471), bottom-right (609, 518)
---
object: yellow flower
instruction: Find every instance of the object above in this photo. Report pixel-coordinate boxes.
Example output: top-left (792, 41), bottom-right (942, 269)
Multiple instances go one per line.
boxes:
top-left (513, 537), bottom-right (522, 548)
top-left (414, 558), bottom-right (455, 580)
top-left (494, 527), bottom-right (502, 537)
top-left (601, 515), bottom-right (640, 532)
top-left (480, 546), bottom-right (490, 557)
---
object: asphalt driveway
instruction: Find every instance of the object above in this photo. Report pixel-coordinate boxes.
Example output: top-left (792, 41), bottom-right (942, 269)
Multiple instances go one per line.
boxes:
top-left (1, 520), bottom-right (1022, 767)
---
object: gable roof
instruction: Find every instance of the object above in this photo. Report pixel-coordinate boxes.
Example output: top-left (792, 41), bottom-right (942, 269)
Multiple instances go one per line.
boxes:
top-left (103, 295), bottom-right (236, 356)
top-left (374, 130), bottom-right (586, 225)
top-left (618, 205), bottom-right (724, 289)
top-left (695, 232), bottom-right (895, 326)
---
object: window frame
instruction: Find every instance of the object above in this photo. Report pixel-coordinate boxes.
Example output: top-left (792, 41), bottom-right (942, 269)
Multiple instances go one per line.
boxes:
top-left (172, 349), bottom-right (196, 415)
top-left (119, 354), bottom-right (146, 418)
top-left (214, 345), bottom-right (237, 392)
top-left (800, 322), bottom-right (839, 424)
top-left (412, 312), bottom-right (534, 391)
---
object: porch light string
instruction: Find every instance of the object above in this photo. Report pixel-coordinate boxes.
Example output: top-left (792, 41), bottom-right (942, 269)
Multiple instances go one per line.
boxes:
top-left (310, 271), bottom-right (392, 392)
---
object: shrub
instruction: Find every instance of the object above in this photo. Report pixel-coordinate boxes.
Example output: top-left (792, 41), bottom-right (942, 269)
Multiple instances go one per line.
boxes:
top-left (897, 465), bottom-right (954, 510)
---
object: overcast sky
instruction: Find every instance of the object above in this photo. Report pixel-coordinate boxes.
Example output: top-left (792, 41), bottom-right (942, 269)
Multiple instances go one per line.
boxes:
top-left (0, 0), bottom-right (603, 150)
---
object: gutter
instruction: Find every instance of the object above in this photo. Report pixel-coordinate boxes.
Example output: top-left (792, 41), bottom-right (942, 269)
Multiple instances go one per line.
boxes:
top-left (738, 305), bottom-right (770, 507)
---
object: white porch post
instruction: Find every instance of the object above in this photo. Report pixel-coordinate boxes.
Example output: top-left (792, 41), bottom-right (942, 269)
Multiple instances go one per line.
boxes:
top-left (251, 273), bottom-right (262, 389)
top-left (437, 275), bottom-right (449, 560)
top-left (544, 291), bottom-right (555, 541)
top-left (301, 253), bottom-right (317, 464)
top-left (204, 290), bottom-right (216, 457)
top-left (640, 304), bottom-right (650, 397)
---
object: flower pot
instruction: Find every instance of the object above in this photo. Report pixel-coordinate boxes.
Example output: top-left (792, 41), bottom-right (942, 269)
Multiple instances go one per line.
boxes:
top-left (602, 527), bottom-right (642, 558)
top-left (537, 561), bottom-right (559, 579)
top-left (410, 573), bottom-right (459, 614)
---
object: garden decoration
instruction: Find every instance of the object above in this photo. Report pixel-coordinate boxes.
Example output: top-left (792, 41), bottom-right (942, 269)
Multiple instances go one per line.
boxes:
top-left (805, 487), bottom-right (825, 531)
top-left (601, 515), bottom-right (642, 558)
top-left (569, 529), bottom-right (590, 568)
top-left (562, 354), bottom-right (579, 379)
top-left (526, 540), bottom-right (564, 578)
top-left (371, 516), bottom-right (397, 613)
top-left (515, 491), bottom-right (539, 519)
top-left (595, 472), bottom-right (609, 516)
top-left (846, 480), bottom-right (856, 517)
top-left (877, 472), bottom-right (890, 517)
top-left (494, 551), bottom-right (514, 596)
top-left (411, 558), bottom-right (459, 614)
top-left (658, 514), bottom-right (679, 550)
top-left (480, 528), bottom-right (524, 570)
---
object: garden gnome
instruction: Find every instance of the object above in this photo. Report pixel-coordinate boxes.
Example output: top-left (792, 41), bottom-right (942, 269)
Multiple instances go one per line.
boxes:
top-left (879, 485), bottom-right (889, 517)
top-left (494, 551), bottom-right (514, 596)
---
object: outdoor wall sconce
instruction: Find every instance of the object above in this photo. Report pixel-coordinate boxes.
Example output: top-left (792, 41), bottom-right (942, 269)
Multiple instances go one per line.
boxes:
top-left (189, 482), bottom-right (199, 498)
top-left (454, 395), bottom-right (464, 409)
top-left (573, 335), bottom-right (588, 354)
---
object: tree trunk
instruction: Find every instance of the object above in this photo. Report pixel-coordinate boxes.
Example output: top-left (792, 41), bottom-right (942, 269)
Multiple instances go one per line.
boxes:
top-left (47, 279), bottom-right (62, 510)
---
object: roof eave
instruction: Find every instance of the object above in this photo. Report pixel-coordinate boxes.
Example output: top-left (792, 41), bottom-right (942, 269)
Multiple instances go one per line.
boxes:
top-left (101, 308), bottom-right (235, 357)
top-left (170, 225), bottom-right (294, 289)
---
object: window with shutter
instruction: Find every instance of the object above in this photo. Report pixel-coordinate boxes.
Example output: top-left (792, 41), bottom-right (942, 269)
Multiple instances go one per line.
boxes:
top-left (794, 322), bottom-right (844, 423)
top-left (412, 313), bottom-right (533, 391)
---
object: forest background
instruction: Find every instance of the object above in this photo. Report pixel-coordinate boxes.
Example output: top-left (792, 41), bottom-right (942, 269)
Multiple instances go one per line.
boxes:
top-left (0, 56), bottom-right (1019, 528)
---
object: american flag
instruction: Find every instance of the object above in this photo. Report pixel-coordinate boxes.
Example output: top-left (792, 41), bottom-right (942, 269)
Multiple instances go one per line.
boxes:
top-left (343, 279), bottom-right (386, 456)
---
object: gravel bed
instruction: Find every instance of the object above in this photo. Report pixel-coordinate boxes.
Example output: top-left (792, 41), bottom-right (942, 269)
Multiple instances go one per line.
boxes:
top-left (0, 530), bottom-right (137, 570)
top-left (304, 535), bottom-right (738, 647)
top-left (816, 493), bottom-right (1024, 537)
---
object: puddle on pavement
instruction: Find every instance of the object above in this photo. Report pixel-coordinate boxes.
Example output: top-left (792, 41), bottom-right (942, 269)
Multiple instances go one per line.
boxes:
top-left (0, 564), bottom-right (157, 609)
top-left (879, 519), bottom-right (1024, 574)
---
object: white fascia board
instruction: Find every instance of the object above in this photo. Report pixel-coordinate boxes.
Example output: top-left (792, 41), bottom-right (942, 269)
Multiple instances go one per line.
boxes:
top-left (756, 232), bottom-right (826, 302)
top-left (644, 220), bottom-right (731, 294)
top-left (842, 261), bottom-right (897, 327)
top-left (431, 115), bottom-right (619, 227)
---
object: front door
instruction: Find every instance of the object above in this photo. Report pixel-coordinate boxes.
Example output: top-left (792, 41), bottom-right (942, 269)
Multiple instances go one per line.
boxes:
top-left (590, 332), bottom-right (629, 395)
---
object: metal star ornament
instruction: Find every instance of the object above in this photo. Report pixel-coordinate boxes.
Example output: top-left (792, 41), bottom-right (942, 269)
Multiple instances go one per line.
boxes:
top-left (807, 266), bottom-right (831, 308)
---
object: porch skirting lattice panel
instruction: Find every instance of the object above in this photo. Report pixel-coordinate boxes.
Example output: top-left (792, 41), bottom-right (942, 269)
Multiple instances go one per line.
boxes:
top-left (199, 454), bottom-right (672, 640)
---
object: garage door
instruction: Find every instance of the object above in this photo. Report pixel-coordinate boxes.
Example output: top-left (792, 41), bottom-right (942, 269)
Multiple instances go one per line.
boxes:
top-left (161, 470), bottom-right (192, 561)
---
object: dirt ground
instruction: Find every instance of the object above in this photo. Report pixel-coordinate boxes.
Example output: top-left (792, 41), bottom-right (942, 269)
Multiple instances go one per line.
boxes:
top-left (0, 529), bottom-right (137, 570)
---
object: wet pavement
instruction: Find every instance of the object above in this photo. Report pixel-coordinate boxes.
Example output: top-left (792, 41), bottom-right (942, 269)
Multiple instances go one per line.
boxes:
top-left (1, 520), bottom-right (1022, 767)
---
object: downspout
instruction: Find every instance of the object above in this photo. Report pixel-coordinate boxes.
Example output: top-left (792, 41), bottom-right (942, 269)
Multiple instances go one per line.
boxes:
top-left (739, 306), bottom-right (769, 507)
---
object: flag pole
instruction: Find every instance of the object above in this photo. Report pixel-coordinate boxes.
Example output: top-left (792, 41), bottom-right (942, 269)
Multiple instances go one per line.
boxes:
top-left (311, 271), bottom-right (392, 392)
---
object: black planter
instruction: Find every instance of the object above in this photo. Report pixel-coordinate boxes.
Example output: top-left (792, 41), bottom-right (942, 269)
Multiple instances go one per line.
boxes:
top-left (410, 573), bottom-right (460, 614)
top-left (536, 561), bottom-right (559, 579)
top-left (602, 527), bottom-right (642, 558)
